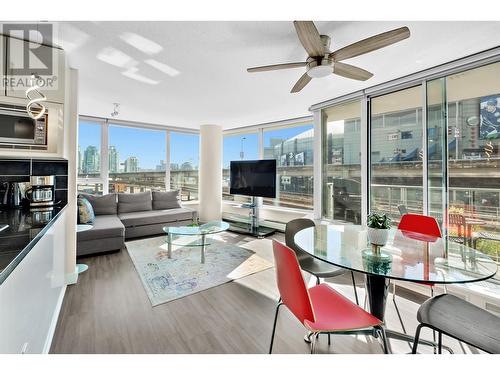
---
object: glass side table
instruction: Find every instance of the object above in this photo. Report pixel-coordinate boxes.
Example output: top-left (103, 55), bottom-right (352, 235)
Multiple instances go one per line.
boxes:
top-left (163, 221), bottom-right (230, 264)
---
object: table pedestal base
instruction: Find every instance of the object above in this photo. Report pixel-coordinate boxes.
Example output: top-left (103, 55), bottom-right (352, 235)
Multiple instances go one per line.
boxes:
top-left (363, 274), bottom-right (453, 354)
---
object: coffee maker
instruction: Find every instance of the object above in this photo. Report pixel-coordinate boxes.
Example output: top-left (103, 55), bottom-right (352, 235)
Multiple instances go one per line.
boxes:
top-left (25, 176), bottom-right (56, 208)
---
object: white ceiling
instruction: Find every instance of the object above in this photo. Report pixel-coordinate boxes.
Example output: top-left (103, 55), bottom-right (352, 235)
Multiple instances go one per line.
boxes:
top-left (58, 21), bottom-right (500, 130)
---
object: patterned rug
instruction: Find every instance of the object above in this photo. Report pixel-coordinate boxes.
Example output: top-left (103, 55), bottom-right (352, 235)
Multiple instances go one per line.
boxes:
top-left (126, 235), bottom-right (273, 306)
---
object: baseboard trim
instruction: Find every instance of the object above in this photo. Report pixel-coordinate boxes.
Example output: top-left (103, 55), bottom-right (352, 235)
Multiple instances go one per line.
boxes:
top-left (42, 285), bottom-right (66, 354)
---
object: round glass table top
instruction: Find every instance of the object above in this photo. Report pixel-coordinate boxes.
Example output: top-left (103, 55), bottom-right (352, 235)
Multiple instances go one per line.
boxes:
top-left (294, 224), bottom-right (498, 284)
top-left (163, 221), bottom-right (230, 236)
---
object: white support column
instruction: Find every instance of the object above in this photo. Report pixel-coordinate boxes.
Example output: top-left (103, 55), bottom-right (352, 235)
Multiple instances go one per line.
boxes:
top-left (199, 124), bottom-right (222, 222)
top-left (312, 110), bottom-right (323, 220)
top-left (64, 68), bottom-right (79, 284)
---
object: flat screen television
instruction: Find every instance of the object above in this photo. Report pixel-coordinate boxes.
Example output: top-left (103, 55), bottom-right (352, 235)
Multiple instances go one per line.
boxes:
top-left (230, 159), bottom-right (276, 198)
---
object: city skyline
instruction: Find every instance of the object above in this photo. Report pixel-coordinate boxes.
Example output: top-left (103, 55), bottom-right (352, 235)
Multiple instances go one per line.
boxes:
top-left (78, 144), bottom-right (197, 174)
top-left (79, 121), bottom-right (199, 171)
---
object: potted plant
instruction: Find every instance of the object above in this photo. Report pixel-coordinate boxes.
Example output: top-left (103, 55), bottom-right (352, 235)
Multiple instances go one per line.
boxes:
top-left (367, 213), bottom-right (391, 247)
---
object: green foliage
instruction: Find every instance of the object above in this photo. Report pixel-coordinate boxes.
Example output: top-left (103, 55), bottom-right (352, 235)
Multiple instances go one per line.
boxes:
top-left (367, 213), bottom-right (391, 229)
top-left (187, 222), bottom-right (199, 227)
top-left (449, 206), bottom-right (464, 215)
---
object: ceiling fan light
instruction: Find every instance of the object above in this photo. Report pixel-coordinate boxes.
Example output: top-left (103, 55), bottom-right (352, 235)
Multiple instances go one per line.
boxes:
top-left (307, 65), bottom-right (332, 78)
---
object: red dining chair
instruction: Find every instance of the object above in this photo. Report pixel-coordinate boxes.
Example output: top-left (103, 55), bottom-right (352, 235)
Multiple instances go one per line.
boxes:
top-left (394, 213), bottom-right (447, 352)
top-left (398, 213), bottom-right (442, 238)
top-left (269, 240), bottom-right (388, 354)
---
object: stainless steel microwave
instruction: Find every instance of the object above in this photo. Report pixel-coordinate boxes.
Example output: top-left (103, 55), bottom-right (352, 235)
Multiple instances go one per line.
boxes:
top-left (0, 104), bottom-right (47, 149)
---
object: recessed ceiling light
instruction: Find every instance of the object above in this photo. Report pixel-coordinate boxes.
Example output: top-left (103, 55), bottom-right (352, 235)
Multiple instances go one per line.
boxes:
top-left (121, 67), bottom-right (159, 85)
top-left (120, 32), bottom-right (163, 55)
top-left (144, 59), bottom-right (180, 77)
top-left (97, 47), bottom-right (136, 68)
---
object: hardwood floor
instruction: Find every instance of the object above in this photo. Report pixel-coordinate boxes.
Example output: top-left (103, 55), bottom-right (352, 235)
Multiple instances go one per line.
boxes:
top-left (50, 232), bottom-right (477, 354)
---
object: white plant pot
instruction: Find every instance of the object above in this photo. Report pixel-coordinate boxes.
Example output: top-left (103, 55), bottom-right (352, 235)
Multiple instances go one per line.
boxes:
top-left (367, 227), bottom-right (389, 246)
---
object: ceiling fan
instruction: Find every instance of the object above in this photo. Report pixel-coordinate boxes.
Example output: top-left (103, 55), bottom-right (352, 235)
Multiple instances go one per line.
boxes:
top-left (247, 21), bottom-right (410, 93)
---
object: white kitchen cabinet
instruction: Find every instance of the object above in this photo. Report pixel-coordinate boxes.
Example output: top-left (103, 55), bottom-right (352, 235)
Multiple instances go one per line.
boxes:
top-left (0, 208), bottom-right (67, 353)
top-left (4, 36), bottom-right (66, 103)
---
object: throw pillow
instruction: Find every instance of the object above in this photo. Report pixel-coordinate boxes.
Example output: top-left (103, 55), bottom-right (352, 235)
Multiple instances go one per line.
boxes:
top-left (152, 190), bottom-right (181, 210)
top-left (79, 193), bottom-right (118, 215)
top-left (77, 197), bottom-right (95, 224)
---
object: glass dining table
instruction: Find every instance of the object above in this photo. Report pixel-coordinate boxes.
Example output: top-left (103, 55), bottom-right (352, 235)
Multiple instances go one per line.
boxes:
top-left (294, 223), bottom-right (498, 352)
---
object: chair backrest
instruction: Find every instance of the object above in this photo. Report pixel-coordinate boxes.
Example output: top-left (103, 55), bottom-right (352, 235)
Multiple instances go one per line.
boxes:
top-left (448, 213), bottom-right (466, 238)
top-left (272, 240), bottom-right (315, 325)
top-left (285, 218), bottom-right (315, 259)
top-left (398, 214), bottom-right (442, 238)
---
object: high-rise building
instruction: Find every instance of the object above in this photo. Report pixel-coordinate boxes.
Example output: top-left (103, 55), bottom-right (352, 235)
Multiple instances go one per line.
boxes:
top-left (124, 156), bottom-right (139, 172)
top-left (77, 146), bottom-right (82, 174)
top-left (109, 146), bottom-right (120, 173)
top-left (156, 160), bottom-right (167, 171)
top-left (83, 145), bottom-right (100, 174)
top-left (170, 163), bottom-right (179, 171)
top-left (180, 161), bottom-right (194, 170)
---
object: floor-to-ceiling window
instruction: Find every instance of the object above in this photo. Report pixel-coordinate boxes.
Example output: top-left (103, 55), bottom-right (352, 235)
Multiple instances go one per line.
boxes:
top-left (443, 62), bottom-right (500, 264)
top-left (263, 123), bottom-right (313, 210)
top-left (108, 124), bottom-right (167, 193)
top-left (222, 132), bottom-right (259, 202)
top-left (370, 86), bottom-right (424, 223)
top-left (170, 132), bottom-right (199, 201)
top-left (77, 117), bottom-right (200, 199)
top-left (322, 100), bottom-right (362, 223)
top-left (77, 119), bottom-right (104, 194)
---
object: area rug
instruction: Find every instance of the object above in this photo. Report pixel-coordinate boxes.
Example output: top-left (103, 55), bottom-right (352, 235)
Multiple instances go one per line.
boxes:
top-left (126, 236), bottom-right (273, 306)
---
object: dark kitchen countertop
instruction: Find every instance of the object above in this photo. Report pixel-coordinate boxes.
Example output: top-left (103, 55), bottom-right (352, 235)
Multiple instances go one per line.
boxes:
top-left (0, 204), bottom-right (66, 285)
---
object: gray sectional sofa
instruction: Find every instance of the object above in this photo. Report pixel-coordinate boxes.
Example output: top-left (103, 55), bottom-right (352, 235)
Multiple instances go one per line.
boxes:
top-left (77, 191), bottom-right (198, 257)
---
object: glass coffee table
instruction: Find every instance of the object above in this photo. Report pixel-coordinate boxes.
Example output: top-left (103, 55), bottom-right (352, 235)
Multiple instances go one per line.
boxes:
top-left (163, 221), bottom-right (230, 263)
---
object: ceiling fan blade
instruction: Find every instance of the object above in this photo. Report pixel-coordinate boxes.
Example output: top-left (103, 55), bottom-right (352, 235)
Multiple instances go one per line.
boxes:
top-left (293, 21), bottom-right (325, 57)
top-left (330, 26), bottom-right (410, 61)
top-left (291, 72), bottom-right (312, 93)
top-left (333, 62), bottom-right (373, 81)
top-left (247, 62), bottom-right (307, 73)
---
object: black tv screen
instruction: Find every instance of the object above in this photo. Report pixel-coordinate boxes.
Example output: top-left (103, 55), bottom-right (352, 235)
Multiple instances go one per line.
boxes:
top-left (230, 159), bottom-right (276, 198)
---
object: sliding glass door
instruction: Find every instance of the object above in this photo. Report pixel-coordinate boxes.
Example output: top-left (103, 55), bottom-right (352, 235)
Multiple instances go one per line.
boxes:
top-left (370, 86), bottom-right (424, 223)
top-left (322, 100), bottom-right (362, 223)
top-left (438, 62), bottom-right (500, 265)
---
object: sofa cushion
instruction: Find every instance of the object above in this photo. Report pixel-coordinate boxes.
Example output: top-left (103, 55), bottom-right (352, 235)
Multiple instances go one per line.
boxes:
top-left (79, 193), bottom-right (117, 215)
top-left (152, 190), bottom-right (181, 210)
top-left (77, 215), bottom-right (125, 242)
top-left (77, 197), bottom-right (95, 224)
top-left (118, 208), bottom-right (195, 227)
top-left (118, 192), bottom-right (152, 213)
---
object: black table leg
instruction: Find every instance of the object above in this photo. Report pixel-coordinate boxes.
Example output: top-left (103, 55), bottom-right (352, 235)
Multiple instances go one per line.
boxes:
top-left (365, 274), bottom-right (390, 321)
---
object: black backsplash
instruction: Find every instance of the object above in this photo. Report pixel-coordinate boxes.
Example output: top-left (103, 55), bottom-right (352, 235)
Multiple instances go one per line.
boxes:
top-left (0, 158), bottom-right (68, 206)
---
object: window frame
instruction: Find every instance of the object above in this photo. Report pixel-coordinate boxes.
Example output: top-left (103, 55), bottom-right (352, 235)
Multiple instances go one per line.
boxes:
top-left (77, 116), bottom-right (199, 197)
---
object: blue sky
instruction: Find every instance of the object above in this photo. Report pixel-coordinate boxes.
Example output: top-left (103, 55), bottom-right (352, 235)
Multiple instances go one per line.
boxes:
top-left (79, 121), bottom-right (199, 169)
top-left (79, 120), bottom-right (312, 169)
